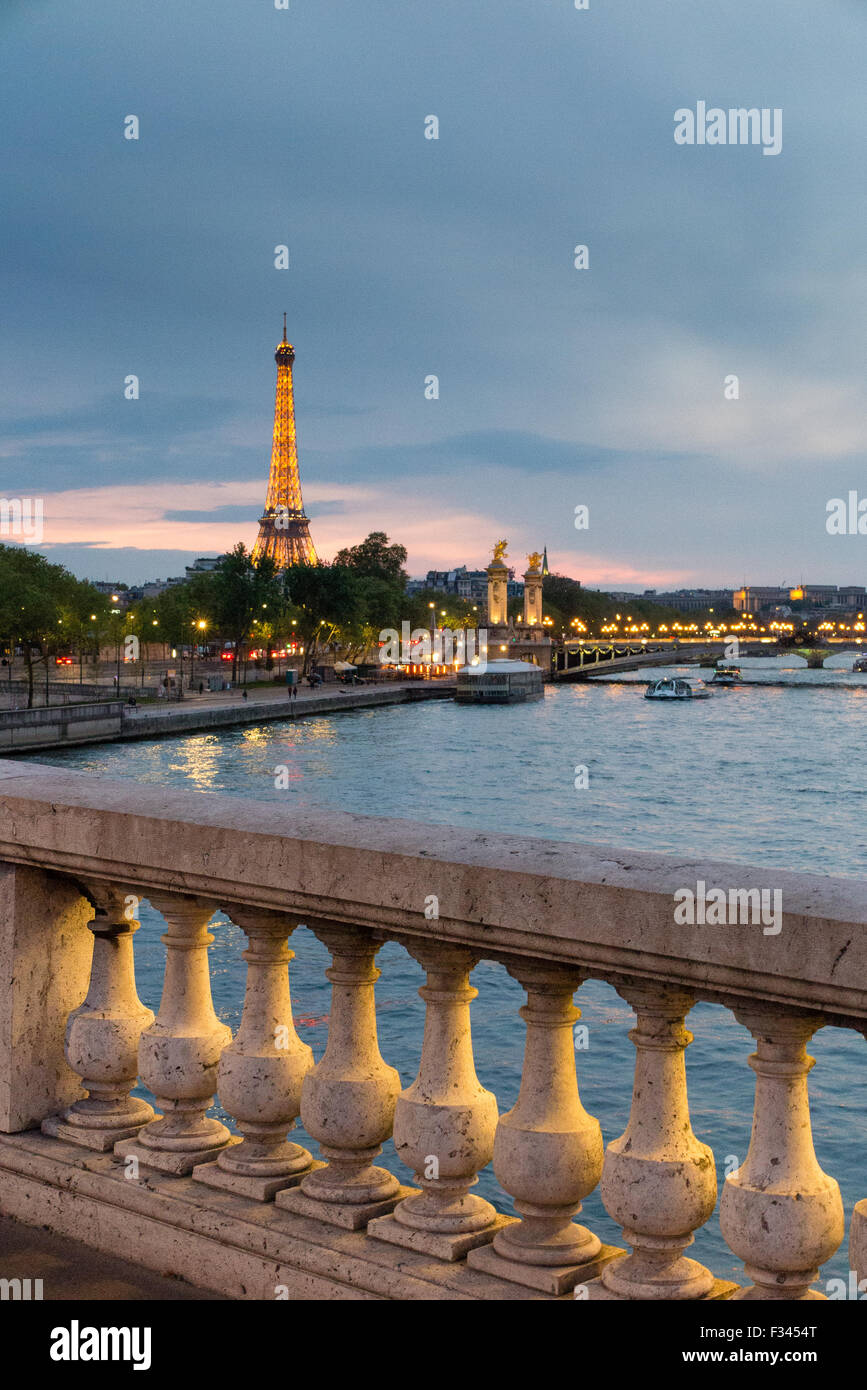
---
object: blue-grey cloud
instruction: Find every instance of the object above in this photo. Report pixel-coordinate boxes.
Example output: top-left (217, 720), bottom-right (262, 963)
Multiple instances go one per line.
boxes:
top-left (2, 0), bottom-right (865, 588)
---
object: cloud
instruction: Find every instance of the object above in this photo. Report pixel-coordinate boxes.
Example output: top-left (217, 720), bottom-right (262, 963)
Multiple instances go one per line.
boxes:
top-left (2, 0), bottom-right (866, 588)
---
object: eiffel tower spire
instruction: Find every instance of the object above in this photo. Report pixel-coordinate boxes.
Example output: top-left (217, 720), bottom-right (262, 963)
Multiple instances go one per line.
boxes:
top-left (252, 320), bottom-right (318, 569)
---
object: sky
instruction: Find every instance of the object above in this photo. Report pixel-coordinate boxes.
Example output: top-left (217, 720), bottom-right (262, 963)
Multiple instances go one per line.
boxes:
top-left (1, 0), bottom-right (865, 589)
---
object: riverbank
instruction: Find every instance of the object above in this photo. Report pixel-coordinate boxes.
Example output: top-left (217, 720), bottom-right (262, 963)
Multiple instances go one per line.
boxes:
top-left (1, 680), bottom-right (456, 754)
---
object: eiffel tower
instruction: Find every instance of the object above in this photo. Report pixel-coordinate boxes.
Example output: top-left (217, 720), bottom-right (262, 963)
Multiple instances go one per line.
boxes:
top-left (252, 316), bottom-right (318, 569)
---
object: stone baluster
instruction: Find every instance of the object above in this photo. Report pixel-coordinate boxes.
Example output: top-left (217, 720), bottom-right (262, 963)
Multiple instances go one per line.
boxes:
top-left (599, 983), bottom-right (721, 1299)
top-left (277, 923), bottom-right (409, 1229)
top-left (42, 884), bottom-right (154, 1151)
top-left (720, 1008), bottom-right (844, 1300)
top-left (467, 961), bottom-right (616, 1293)
top-left (115, 895), bottom-right (233, 1175)
top-left (194, 907), bottom-right (315, 1200)
top-left (368, 941), bottom-right (508, 1260)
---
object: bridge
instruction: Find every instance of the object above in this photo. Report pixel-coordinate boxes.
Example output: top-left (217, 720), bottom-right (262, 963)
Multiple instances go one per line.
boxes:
top-left (551, 639), bottom-right (867, 680)
top-left (0, 759), bottom-right (865, 1301)
top-left (551, 643), bottom-right (719, 680)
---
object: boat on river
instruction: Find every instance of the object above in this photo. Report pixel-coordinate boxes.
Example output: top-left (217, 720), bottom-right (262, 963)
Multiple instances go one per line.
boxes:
top-left (644, 677), bottom-right (712, 701)
top-left (710, 665), bottom-right (741, 686)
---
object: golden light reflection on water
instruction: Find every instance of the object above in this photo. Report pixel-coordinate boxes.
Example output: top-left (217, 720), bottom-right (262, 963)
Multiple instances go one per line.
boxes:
top-left (165, 735), bottom-right (226, 792)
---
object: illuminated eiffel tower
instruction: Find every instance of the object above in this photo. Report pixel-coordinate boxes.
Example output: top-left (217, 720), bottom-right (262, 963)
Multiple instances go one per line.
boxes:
top-left (252, 316), bottom-right (318, 569)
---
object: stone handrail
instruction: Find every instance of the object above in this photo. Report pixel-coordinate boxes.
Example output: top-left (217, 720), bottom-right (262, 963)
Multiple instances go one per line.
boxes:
top-left (0, 757), bottom-right (865, 1301)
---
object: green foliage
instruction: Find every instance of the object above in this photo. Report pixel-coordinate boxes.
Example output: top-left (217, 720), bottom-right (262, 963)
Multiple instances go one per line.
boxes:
top-left (0, 545), bottom-right (108, 704)
top-left (211, 543), bottom-right (283, 679)
top-left (406, 588), bottom-right (479, 631)
top-left (283, 563), bottom-right (360, 672)
top-left (333, 531), bottom-right (407, 582)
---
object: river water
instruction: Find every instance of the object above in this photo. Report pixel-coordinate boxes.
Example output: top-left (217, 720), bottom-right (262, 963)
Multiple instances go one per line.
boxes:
top-left (28, 655), bottom-right (867, 1289)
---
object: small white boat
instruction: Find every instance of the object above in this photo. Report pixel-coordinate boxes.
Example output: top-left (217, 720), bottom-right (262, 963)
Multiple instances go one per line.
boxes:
top-left (644, 677), bottom-right (712, 701)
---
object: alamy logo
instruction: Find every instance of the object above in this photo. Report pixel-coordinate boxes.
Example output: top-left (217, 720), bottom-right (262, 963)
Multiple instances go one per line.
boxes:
top-left (673, 880), bottom-right (782, 936)
top-left (379, 622), bottom-right (488, 672)
top-left (50, 1321), bottom-right (151, 1371)
top-left (826, 492), bottom-right (867, 535)
top-left (0, 497), bottom-right (43, 542)
top-left (0, 1277), bottom-right (43, 1300)
top-left (674, 103), bottom-right (782, 156)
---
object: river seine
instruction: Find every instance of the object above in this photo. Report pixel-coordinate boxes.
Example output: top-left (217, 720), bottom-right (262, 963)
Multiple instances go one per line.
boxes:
top-left (30, 655), bottom-right (867, 1288)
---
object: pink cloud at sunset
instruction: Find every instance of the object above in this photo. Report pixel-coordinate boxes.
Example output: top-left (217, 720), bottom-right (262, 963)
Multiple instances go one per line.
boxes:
top-left (24, 479), bottom-right (689, 590)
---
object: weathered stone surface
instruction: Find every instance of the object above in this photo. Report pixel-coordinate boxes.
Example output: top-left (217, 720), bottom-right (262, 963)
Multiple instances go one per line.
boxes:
top-left (720, 1009), bottom-right (844, 1300)
top-left (850, 1200), bottom-right (867, 1287)
top-left (117, 895), bottom-right (233, 1175)
top-left (600, 985), bottom-right (717, 1300)
top-left (277, 1182), bottom-right (417, 1231)
top-left (468, 1240), bottom-right (624, 1295)
top-left (292, 924), bottom-right (401, 1220)
top-left (368, 1210), bottom-right (515, 1262)
top-left (489, 961), bottom-right (603, 1271)
top-left (0, 1131), bottom-right (554, 1300)
top-left (383, 942), bottom-right (500, 1251)
top-left (0, 761), bottom-right (865, 1026)
top-left (196, 907), bottom-right (314, 1200)
top-left (0, 863), bottom-right (91, 1132)
top-left (42, 884), bottom-right (154, 1150)
top-left (195, 1157), bottom-right (325, 1203)
top-left (0, 762), bottom-right (864, 1301)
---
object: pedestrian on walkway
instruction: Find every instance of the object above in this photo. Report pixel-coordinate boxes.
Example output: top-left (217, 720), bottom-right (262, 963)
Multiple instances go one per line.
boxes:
top-left (242, 689), bottom-right (248, 701)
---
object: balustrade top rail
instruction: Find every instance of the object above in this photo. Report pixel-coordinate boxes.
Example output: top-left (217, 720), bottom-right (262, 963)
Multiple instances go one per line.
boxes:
top-left (0, 759), bottom-right (865, 1025)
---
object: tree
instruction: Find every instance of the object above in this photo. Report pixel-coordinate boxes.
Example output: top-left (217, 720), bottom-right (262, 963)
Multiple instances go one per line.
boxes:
top-left (338, 575), bottom-right (407, 662)
top-left (283, 564), bottom-right (360, 675)
top-left (333, 532), bottom-right (407, 583)
top-left (407, 588), bottom-right (478, 632)
top-left (0, 546), bottom-right (106, 706)
top-left (211, 544), bottom-right (282, 682)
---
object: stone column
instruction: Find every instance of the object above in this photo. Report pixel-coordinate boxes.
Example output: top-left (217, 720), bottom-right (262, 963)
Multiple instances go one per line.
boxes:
top-left (277, 923), bottom-right (408, 1229)
top-left (115, 895), bottom-right (233, 1175)
top-left (42, 884), bottom-right (154, 1151)
top-left (719, 1008), bottom-right (844, 1300)
top-left (194, 907), bottom-right (314, 1200)
top-left (368, 941), bottom-right (507, 1260)
top-left (486, 558), bottom-right (509, 627)
top-left (522, 560), bottom-right (542, 627)
top-left (467, 961), bottom-right (613, 1293)
top-left (599, 983), bottom-right (719, 1299)
top-left (0, 863), bottom-right (92, 1133)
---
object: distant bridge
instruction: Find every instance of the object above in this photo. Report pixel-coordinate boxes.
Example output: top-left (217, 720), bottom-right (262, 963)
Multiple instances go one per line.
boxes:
top-left (551, 639), bottom-right (866, 680)
top-left (551, 643), bottom-right (719, 680)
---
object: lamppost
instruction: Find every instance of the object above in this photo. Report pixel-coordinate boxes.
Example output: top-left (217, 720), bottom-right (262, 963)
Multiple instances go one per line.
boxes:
top-left (88, 614), bottom-right (97, 686)
top-left (190, 619), bottom-right (207, 690)
top-left (148, 618), bottom-right (158, 688)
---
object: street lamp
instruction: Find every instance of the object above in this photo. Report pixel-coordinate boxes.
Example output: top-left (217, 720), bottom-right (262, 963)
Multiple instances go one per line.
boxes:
top-left (191, 619), bottom-right (207, 689)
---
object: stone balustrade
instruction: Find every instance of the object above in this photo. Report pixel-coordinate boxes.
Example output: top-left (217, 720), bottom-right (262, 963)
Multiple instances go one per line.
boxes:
top-left (0, 760), bottom-right (864, 1301)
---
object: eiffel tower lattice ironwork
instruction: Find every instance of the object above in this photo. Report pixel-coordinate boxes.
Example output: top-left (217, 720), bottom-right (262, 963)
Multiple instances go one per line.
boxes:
top-left (252, 316), bottom-right (318, 569)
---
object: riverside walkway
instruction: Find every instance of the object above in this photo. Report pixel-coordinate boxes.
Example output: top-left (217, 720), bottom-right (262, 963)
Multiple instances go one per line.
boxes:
top-left (0, 679), bottom-right (456, 754)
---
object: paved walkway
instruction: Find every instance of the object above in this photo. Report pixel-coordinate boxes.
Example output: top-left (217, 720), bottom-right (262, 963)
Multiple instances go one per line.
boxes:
top-left (140, 678), bottom-right (430, 717)
top-left (0, 1213), bottom-right (225, 1300)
